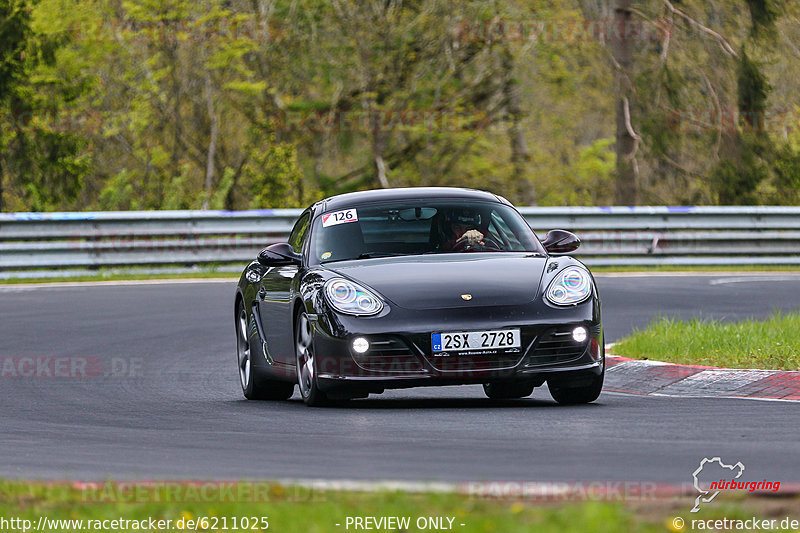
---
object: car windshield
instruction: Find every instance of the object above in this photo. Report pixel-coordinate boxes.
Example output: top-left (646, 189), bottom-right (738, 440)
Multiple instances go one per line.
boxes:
top-left (310, 200), bottom-right (544, 264)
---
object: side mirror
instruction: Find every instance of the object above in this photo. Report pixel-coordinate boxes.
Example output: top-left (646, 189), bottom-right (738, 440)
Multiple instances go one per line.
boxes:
top-left (257, 243), bottom-right (301, 266)
top-left (542, 230), bottom-right (581, 255)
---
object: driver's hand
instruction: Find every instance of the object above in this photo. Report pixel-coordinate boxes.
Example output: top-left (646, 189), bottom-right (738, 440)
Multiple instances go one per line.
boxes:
top-left (457, 229), bottom-right (484, 246)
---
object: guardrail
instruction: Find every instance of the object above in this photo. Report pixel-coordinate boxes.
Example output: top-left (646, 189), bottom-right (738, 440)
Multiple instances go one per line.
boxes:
top-left (1, 206), bottom-right (800, 272)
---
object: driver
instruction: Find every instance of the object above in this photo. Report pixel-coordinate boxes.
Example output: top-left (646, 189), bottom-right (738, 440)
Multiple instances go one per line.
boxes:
top-left (442, 209), bottom-right (485, 251)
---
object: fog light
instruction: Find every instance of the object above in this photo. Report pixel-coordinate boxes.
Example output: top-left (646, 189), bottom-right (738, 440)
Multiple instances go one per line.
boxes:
top-left (352, 337), bottom-right (370, 354)
top-left (572, 327), bottom-right (588, 343)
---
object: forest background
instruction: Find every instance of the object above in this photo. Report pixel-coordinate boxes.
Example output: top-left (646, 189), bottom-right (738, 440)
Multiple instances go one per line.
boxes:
top-left (1, 0), bottom-right (799, 212)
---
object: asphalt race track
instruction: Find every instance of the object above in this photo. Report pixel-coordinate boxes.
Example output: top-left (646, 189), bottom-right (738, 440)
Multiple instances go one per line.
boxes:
top-left (1, 274), bottom-right (799, 483)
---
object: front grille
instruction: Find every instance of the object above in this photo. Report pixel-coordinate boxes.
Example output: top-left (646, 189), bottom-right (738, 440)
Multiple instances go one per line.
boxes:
top-left (525, 329), bottom-right (588, 366)
top-left (352, 337), bottom-right (424, 373)
top-left (427, 352), bottom-right (524, 372)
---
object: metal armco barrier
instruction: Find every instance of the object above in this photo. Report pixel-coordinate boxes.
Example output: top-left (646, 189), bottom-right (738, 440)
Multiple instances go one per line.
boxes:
top-left (1, 206), bottom-right (800, 271)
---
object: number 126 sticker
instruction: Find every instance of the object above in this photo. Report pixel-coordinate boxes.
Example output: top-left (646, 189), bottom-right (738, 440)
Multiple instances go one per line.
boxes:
top-left (322, 209), bottom-right (358, 227)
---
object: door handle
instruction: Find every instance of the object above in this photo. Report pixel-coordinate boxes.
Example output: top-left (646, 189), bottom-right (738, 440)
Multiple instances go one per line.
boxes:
top-left (258, 287), bottom-right (266, 299)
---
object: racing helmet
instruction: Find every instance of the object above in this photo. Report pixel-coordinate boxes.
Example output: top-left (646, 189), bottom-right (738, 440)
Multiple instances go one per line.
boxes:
top-left (443, 208), bottom-right (481, 227)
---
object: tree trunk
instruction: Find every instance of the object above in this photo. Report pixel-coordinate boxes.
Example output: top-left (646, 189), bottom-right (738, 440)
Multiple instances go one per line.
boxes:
top-left (167, 43), bottom-right (183, 206)
top-left (201, 69), bottom-right (218, 210)
top-left (612, 0), bottom-right (638, 205)
top-left (501, 46), bottom-right (533, 205)
top-left (372, 129), bottom-right (391, 189)
top-left (374, 153), bottom-right (390, 188)
top-left (311, 132), bottom-right (325, 189)
top-left (0, 160), bottom-right (4, 212)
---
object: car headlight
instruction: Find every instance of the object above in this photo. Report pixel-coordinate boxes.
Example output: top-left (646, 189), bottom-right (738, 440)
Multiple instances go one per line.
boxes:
top-left (546, 267), bottom-right (593, 306)
top-left (324, 278), bottom-right (384, 316)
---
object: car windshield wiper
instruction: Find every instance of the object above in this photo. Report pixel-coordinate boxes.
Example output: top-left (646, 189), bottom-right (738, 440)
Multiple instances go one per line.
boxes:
top-left (321, 252), bottom-right (410, 264)
top-left (356, 252), bottom-right (408, 259)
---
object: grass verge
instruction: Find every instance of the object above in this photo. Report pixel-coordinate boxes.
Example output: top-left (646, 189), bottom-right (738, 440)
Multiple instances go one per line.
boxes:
top-left (613, 312), bottom-right (800, 370)
top-left (1, 264), bottom-right (798, 285)
top-left (1, 480), bottom-right (797, 533)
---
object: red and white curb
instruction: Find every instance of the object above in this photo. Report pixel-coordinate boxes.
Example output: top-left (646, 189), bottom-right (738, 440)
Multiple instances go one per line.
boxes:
top-left (604, 352), bottom-right (800, 401)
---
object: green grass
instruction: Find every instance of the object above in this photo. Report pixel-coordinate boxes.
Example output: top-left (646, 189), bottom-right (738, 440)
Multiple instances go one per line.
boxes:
top-left (0, 481), bottom-right (776, 533)
top-left (0, 481), bottom-right (654, 533)
top-left (2, 480), bottom-right (797, 533)
top-left (613, 312), bottom-right (800, 369)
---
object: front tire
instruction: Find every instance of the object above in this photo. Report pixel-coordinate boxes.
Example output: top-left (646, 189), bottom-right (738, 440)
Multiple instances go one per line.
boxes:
top-left (548, 367), bottom-right (604, 405)
top-left (483, 381), bottom-right (535, 399)
top-left (236, 302), bottom-right (294, 401)
top-left (295, 310), bottom-right (330, 406)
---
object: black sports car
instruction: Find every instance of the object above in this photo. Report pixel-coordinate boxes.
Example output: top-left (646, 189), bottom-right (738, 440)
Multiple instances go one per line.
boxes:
top-left (235, 187), bottom-right (603, 406)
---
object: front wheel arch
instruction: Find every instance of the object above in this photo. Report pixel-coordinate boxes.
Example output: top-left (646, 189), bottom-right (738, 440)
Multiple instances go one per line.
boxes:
top-left (235, 297), bottom-right (293, 401)
top-left (291, 298), bottom-right (306, 337)
top-left (234, 292), bottom-right (244, 321)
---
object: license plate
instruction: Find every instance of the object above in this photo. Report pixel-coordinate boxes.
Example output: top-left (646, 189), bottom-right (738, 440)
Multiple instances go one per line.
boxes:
top-left (431, 329), bottom-right (521, 353)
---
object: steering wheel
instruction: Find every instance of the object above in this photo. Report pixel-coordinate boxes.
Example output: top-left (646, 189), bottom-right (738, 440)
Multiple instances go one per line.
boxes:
top-left (452, 233), bottom-right (504, 252)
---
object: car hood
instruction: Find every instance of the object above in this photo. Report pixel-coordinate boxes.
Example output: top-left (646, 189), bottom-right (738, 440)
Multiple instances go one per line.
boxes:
top-left (324, 253), bottom-right (546, 310)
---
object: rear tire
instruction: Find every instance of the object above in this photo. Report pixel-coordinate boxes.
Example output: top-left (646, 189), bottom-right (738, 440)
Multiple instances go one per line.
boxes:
top-left (483, 381), bottom-right (535, 399)
top-left (236, 302), bottom-right (294, 401)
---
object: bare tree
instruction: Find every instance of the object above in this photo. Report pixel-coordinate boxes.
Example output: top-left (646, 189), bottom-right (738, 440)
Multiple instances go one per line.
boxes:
top-left (501, 44), bottom-right (533, 204)
top-left (612, 0), bottom-right (639, 204)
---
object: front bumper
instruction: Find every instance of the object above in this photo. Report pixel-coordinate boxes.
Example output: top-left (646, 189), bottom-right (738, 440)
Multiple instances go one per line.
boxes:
top-left (310, 301), bottom-right (603, 392)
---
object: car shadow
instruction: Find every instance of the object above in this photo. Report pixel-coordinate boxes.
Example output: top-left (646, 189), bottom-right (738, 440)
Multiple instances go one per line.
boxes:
top-left (281, 396), bottom-right (604, 410)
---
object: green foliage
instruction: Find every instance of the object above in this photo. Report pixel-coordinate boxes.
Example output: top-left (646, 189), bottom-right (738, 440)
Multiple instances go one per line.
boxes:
top-left (572, 138), bottom-right (616, 199)
top-left (745, 0), bottom-right (781, 37)
top-left (244, 137), bottom-right (307, 209)
top-left (1, 0), bottom-right (95, 211)
top-left (774, 142), bottom-right (800, 203)
top-left (207, 167), bottom-right (234, 210)
top-left (737, 48), bottom-right (771, 126)
top-left (98, 169), bottom-right (137, 210)
top-left (1, 0), bottom-right (800, 211)
top-left (0, 0), bottom-right (30, 93)
top-left (20, 131), bottom-right (91, 210)
top-left (710, 153), bottom-right (768, 205)
top-left (706, 35), bottom-right (800, 205)
top-left (162, 167), bottom-right (198, 211)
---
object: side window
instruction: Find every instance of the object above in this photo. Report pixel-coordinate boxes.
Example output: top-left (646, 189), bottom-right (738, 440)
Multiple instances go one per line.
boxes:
top-left (489, 210), bottom-right (523, 250)
top-left (288, 213), bottom-right (311, 254)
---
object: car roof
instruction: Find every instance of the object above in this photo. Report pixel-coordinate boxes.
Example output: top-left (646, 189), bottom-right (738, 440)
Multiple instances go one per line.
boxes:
top-left (313, 187), bottom-right (509, 214)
